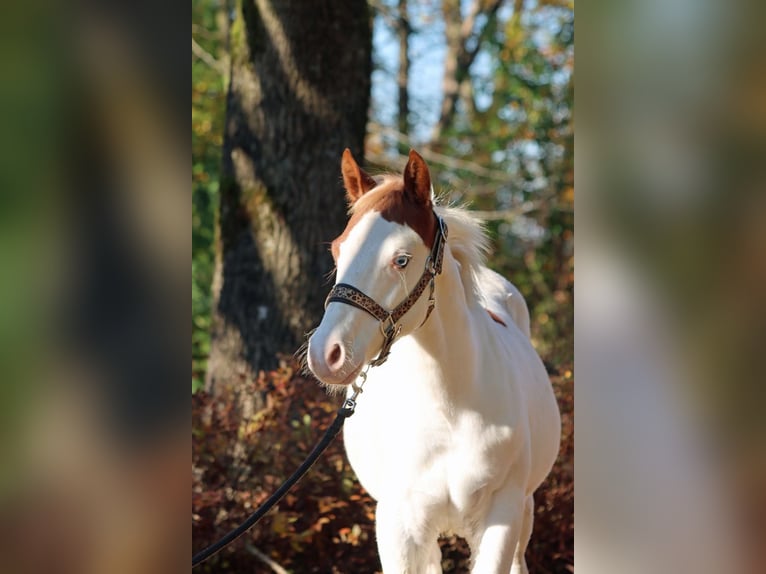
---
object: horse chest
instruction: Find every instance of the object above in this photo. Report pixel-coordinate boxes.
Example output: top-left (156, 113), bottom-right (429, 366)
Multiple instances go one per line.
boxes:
top-left (345, 394), bottom-right (516, 521)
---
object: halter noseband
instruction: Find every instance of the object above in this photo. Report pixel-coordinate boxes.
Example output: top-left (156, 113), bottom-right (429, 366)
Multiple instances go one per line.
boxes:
top-left (324, 214), bottom-right (448, 367)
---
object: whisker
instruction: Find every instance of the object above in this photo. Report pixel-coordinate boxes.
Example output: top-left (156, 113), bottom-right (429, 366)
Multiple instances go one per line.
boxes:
top-left (295, 327), bottom-right (318, 376)
top-left (323, 266), bottom-right (337, 285)
top-left (321, 382), bottom-right (345, 397)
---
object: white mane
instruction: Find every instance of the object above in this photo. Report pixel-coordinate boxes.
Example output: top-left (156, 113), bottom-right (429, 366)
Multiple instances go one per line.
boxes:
top-left (434, 200), bottom-right (490, 305)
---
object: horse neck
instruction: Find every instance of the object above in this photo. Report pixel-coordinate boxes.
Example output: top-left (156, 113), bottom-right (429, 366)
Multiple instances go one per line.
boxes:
top-left (406, 249), bottom-right (478, 393)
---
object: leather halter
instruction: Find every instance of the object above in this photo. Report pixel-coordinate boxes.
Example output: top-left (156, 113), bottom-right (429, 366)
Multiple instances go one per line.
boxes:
top-left (325, 214), bottom-right (448, 367)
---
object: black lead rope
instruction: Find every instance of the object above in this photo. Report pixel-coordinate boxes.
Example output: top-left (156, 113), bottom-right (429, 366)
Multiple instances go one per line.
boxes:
top-left (192, 398), bottom-right (358, 568)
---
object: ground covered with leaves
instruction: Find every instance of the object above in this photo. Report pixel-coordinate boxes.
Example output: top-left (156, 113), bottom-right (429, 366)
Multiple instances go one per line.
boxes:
top-left (192, 362), bottom-right (573, 573)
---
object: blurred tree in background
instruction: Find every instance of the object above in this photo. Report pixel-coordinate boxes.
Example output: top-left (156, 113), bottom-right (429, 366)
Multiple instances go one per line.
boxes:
top-left (193, 0), bottom-right (573, 571)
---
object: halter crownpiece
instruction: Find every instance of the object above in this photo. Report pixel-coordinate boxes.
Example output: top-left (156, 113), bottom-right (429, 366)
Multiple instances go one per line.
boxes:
top-left (325, 214), bottom-right (448, 366)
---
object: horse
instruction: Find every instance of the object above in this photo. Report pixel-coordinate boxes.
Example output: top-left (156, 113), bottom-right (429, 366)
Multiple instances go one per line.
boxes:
top-left (307, 149), bottom-right (561, 573)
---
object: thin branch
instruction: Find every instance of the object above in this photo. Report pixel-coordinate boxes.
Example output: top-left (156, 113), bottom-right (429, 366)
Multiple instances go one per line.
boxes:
top-left (191, 23), bottom-right (216, 40)
top-left (461, 0), bottom-right (482, 39)
top-left (370, 124), bottom-right (511, 182)
top-left (429, 0), bottom-right (504, 145)
top-left (463, 0), bottom-right (503, 65)
top-left (244, 543), bottom-right (290, 574)
top-left (470, 204), bottom-right (544, 220)
top-left (365, 127), bottom-right (573, 218)
top-left (369, 0), bottom-right (402, 30)
top-left (192, 37), bottom-right (227, 77)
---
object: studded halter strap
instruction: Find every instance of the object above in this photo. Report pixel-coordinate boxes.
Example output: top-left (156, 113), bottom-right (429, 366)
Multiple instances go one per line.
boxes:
top-left (324, 214), bottom-right (448, 367)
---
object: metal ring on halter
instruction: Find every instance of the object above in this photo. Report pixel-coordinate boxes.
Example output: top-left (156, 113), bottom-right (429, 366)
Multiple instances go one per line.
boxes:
top-left (379, 314), bottom-right (396, 339)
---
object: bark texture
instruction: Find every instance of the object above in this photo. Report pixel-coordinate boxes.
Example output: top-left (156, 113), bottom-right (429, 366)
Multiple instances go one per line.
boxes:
top-left (207, 0), bottom-right (372, 402)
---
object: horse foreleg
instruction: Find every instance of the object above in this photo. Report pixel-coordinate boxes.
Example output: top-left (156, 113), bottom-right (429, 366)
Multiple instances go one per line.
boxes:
top-left (470, 485), bottom-right (525, 574)
top-left (375, 501), bottom-right (442, 574)
top-left (510, 495), bottom-right (534, 574)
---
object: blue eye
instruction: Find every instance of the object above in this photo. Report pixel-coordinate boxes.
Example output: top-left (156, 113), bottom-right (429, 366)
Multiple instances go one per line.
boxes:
top-left (393, 254), bottom-right (411, 269)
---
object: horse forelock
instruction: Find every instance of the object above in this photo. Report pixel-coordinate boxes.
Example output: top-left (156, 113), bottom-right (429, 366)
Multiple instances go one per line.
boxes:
top-left (330, 175), bottom-right (436, 261)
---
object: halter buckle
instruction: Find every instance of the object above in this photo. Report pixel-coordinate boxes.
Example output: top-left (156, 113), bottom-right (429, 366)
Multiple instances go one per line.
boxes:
top-left (380, 314), bottom-right (396, 338)
top-left (370, 319), bottom-right (401, 367)
top-left (425, 254), bottom-right (436, 275)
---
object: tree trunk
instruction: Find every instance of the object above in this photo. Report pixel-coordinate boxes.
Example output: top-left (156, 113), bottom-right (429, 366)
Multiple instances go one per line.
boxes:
top-left (206, 0), bottom-right (372, 407)
top-left (429, 0), bottom-right (503, 146)
top-left (397, 0), bottom-right (410, 153)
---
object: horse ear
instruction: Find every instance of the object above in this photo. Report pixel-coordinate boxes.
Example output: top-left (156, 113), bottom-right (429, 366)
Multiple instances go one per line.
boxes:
top-left (403, 149), bottom-right (432, 207)
top-left (341, 148), bottom-right (376, 204)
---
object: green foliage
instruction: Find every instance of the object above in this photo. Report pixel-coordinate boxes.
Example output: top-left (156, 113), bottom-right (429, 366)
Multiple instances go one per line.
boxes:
top-left (438, 0), bottom-right (574, 364)
top-left (192, 0), bottom-right (227, 391)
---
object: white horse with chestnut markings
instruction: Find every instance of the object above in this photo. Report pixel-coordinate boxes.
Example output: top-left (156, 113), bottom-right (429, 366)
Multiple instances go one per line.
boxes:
top-left (307, 149), bottom-right (560, 574)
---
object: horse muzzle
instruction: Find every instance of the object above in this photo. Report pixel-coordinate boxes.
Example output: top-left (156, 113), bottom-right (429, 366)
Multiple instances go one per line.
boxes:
top-left (307, 333), bottom-right (363, 386)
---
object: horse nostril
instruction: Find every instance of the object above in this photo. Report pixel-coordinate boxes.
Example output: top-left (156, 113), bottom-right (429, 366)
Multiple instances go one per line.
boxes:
top-left (327, 343), bottom-right (343, 370)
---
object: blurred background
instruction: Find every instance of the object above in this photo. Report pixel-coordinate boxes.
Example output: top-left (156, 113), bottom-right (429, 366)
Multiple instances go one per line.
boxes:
top-left (577, 1), bottom-right (766, 573)
top-left (192, 0), bottom-right (572, 572)
top-left (0, 1), bottom-right (189, 572)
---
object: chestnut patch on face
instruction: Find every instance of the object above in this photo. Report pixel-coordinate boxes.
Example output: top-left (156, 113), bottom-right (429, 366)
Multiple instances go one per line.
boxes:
top-left (331, 176), bottom-right (436, 262)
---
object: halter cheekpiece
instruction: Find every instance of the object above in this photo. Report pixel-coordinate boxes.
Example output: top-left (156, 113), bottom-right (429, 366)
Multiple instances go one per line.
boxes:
top-left (324, 214), bottom-right (448, 367)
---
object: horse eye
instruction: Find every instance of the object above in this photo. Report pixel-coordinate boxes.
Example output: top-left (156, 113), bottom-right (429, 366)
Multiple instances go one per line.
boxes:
top-left (393, 254), bottom-right (411, 269)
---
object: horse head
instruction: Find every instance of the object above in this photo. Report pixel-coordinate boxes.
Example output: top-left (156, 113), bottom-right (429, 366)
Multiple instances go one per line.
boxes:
top-left (307, 149), bottom-right (442, 387)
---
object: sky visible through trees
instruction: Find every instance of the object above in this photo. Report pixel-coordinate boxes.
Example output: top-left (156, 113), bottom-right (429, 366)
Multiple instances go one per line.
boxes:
top-left (372, 0), bottom-right (572, 144)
